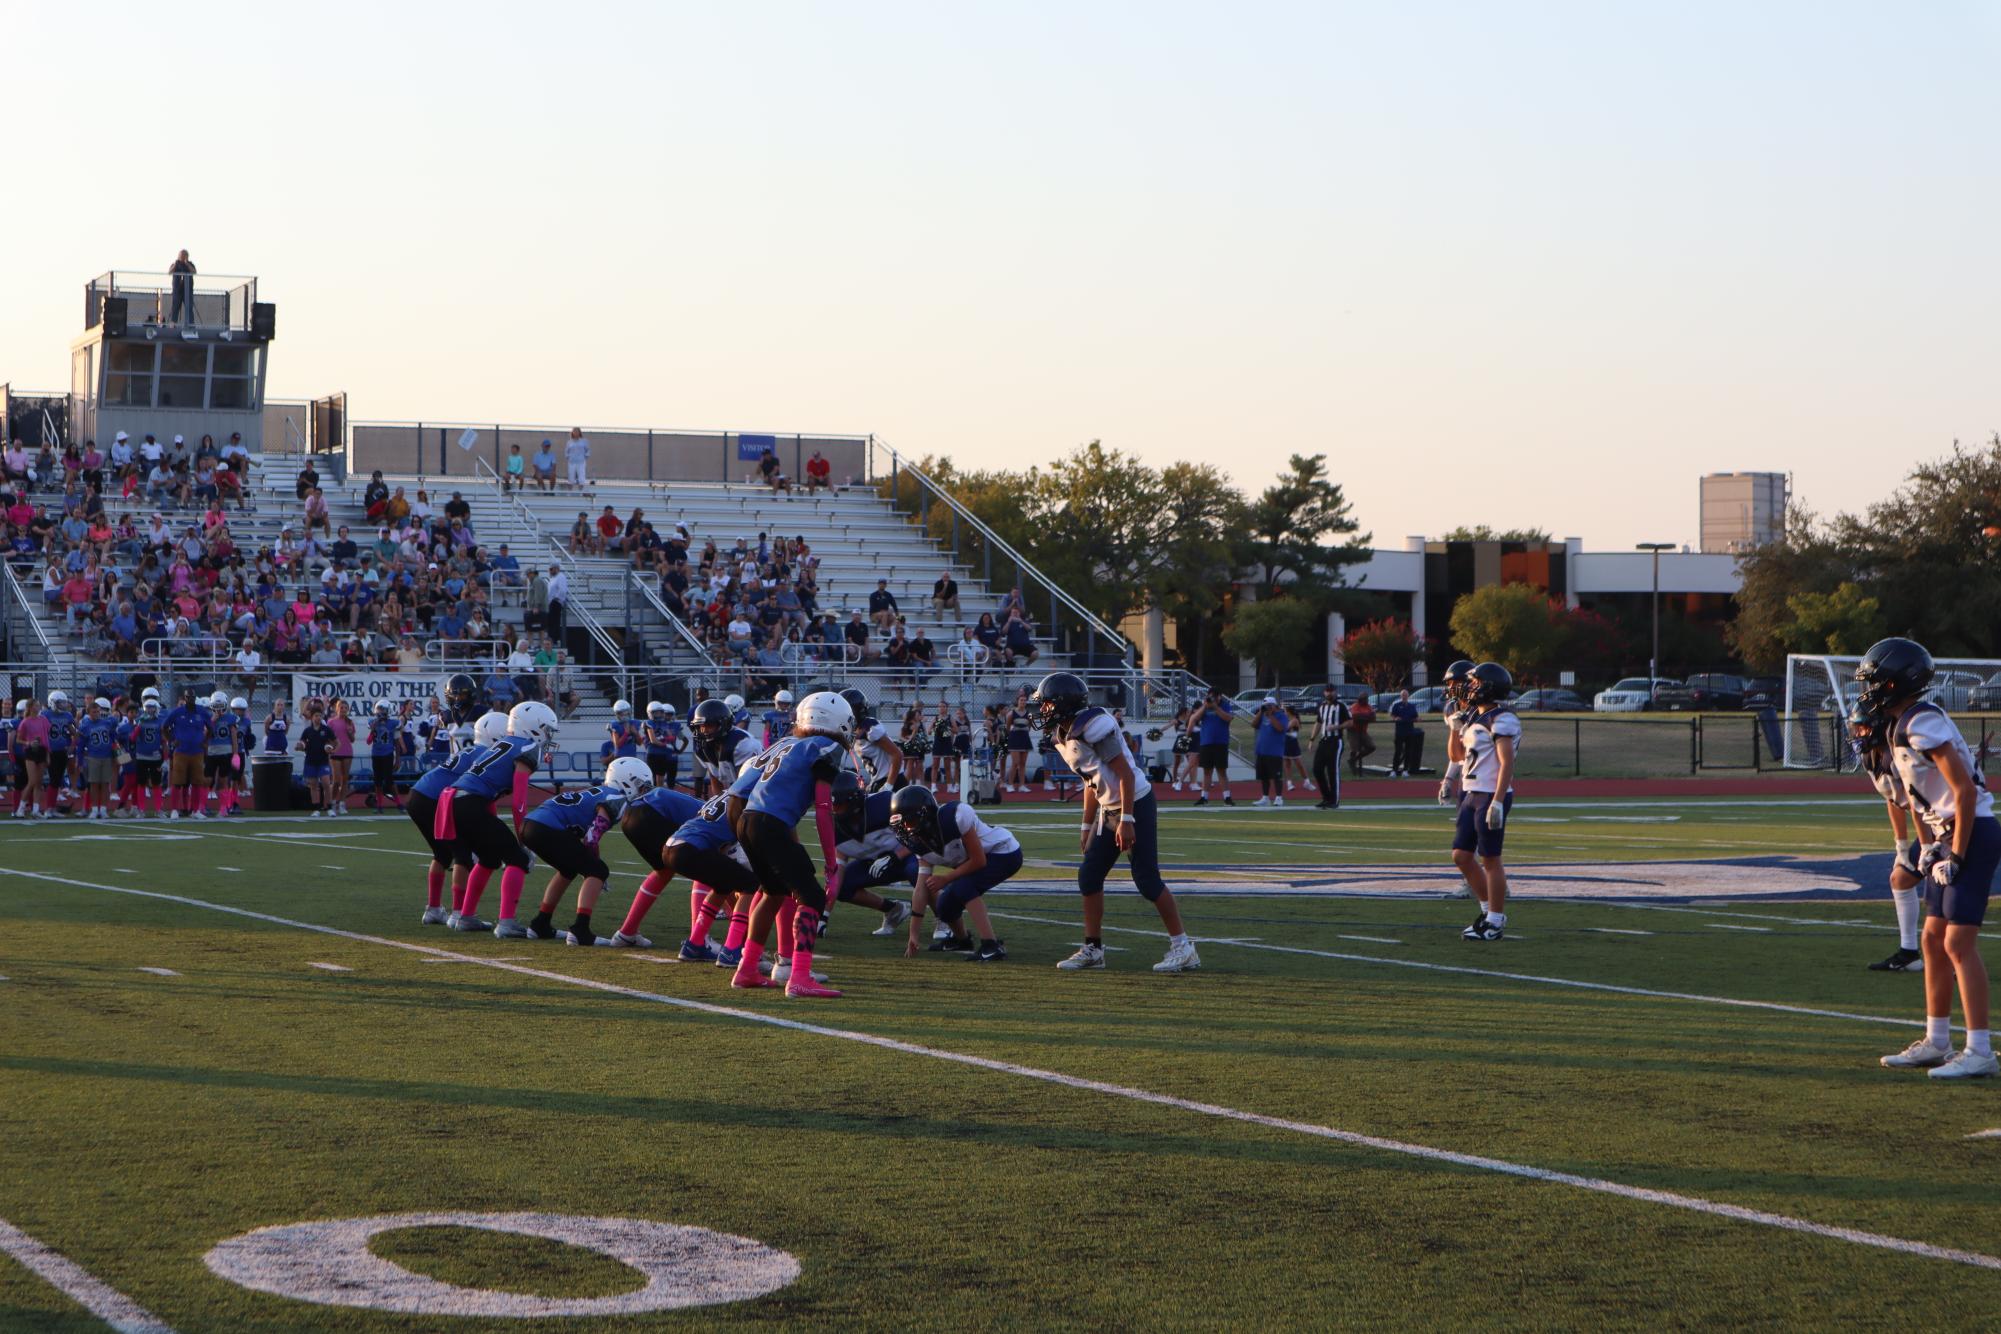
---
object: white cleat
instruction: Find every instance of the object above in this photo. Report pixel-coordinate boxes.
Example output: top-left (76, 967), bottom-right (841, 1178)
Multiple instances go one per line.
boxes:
top-left (1881, 1038), bottom-right (1956, 1069)
top-left (492, 918), bottom-right (530, 939)
top-left (192, 810), bottom-right (209, 820)
top-left (609, 930), bottom-right (653, 948)
top-left (1252, 797), bottom-right (1270, 807)
top-left (933, 923), bottom-right (954, 942)
top-left (1929, 1049), bottom-right (2000, 1080)
top-left (1273, 796), bottom-right (1285, 808)
top-left (450, 913), bottom-right (491, 933)
top-left (1056, 944), bottom-right (1106, 971)
top-left (770, 959), bottom-right (828, 984)
top-left (168, 810), bottom-right (182, 821)
top-left (420, 907), bottom-right (449, 926)
top-left (1153, 939), bottom-right (1202, 973)
top-left (873, 901), bottom-right (912, 936)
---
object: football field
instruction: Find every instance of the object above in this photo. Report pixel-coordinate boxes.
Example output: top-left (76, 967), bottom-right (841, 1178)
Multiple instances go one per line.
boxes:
top-left (3, 796), bottom-right (1998, 1330)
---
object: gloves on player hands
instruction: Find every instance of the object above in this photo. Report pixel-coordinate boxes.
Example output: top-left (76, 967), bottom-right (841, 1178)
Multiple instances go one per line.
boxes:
top-left (1917, 842), bottom-right (1947, 876)
top-left (1438, 763), bottom-right (1462, 808)
top-left (1484, 798), bottom-right (1506, 831)
top-left (1893, 839), bottom-right (1919, 877)
top-left (868, 854), bottom-right (896, 880)
top-left (1930, 851), bottom-right (1962, 888)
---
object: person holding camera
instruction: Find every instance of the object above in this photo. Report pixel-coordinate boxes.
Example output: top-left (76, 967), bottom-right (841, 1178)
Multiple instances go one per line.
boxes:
top-left (1188, 690), bottom-right (1237, 806)
top-left (1252, 697), bottom-right (1294, 806)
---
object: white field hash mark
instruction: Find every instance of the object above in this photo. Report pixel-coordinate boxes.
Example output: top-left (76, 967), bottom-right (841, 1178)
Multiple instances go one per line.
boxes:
top-left (5, 867), bottom-right (2000, 1275)
top-left (0, 1215), bottom-right (176, 1333)
top-left (307, 962), bottom-right (352, 972)
top-left (136, 967), bottom-right (180, 977)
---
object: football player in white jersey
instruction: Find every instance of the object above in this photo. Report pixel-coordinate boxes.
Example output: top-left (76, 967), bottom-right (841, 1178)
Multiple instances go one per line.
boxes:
top-left (1453, 662), bottom-right (1520, 942)
top-left (889, 784), bottom-right (1022, 962)
top-left (1863, 640), bottom-right (2001, 1080)
top-left (688, 698), bottom-right (762, 798)
top-left (1849, 699), bottom-right (1924, 972)
top-left (1435, 661), bottom-right (1478, 901)
top-left (1031, 672), bottom-right (1199, 973)
top-left (840, 688), bottom-right (904, 791)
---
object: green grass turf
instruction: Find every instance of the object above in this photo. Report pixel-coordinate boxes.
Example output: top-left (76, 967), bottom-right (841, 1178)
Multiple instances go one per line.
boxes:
top-left (2, 797), bottom-right (1998, 1330)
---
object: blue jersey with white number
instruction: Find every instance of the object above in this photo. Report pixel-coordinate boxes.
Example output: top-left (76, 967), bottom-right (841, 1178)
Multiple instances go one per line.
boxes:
top-left (78, 716), bottom-right (120, 759)
top-left (526, 784), bottom-right (625, 835)
top-left (606, 719), bottom-right (642, 759)
top-left (668, 792), bottom-right (740, 852)
top-left (45, 709), bottom-right (76, 752)
top-left (127, 715), bottom-right (163, 761)
top-left (451, 735), bottom-right (540, 801)
top-left (411, 747), bottom-right (481, 801)
top-left (742, 734), bottom-right (847, 824)
top-left (367, 715), bottom-right (401, 758)
top-left (637, 786), bottom-right (702, 825)
top-left (645, 721), bottom-right (681, 758)
top-left (208, 711), bottom-right (245, 757)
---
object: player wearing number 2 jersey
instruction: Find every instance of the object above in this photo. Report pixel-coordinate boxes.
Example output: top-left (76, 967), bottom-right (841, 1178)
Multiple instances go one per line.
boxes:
top-left (1453, 662), bottom-right (1521, 942)
top-left (1862, 639), bottom-right (2001, 1081)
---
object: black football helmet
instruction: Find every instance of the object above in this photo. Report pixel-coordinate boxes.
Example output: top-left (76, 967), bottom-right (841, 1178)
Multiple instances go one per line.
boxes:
top-left (443, 672), bottom-right (481, 718)
top-left (1467, 662), bottom-right (1513, 705)
top-left (1854, 638), bottom-right (1934, 710)
top-left (1441, 660), bottom-right (1475, 706)
top-left (1030, 672), bottom-right (1090, 732)
top-left (689, 697), bottom-right (732, 747)
top-left (829, 769), bottom-right (864, 842)
top-left (1846, 696), bottom-right (1888, 752)
top-left (887, 783), bottom-right (943, 854)
top-left (839, 687), bottom-right (874, 729)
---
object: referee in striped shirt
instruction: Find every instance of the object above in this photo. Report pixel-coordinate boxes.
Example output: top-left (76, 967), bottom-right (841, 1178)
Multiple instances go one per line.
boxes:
top-left (1312, 686), bottom-right (1348, 809)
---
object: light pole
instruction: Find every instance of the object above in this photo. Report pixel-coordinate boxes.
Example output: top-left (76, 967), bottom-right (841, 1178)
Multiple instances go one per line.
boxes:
top-left (1637, 543), bottom-right (1675, 699)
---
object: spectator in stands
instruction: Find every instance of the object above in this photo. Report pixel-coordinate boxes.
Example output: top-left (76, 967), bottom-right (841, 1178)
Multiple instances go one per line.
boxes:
top-left (757, 448), bottom-right (788, 492)
top-left (410, 489), bottom-right (433, 529)
top-left (489, 543), bottom-right (522, 591)
top-left (545, 564), bottom-right (568, 642)
top-left (384, 486), bottom-right (410, 524)
top-left (504, 443), bottom-right (526, 491)
top-left (443, 490), bottom-right (472, 527)
top-left (1000, 585), bottom-right (1027, 622)
top-left (108, 432), bottom-right (134, 482)
top-left (565, 427), bottom-right (591, 490)
top-left (570, 511), bottom-right (599, 556)
top-left (804, 449), bottom-right (831, 490)
top-left (396, 635), bottom-right (425, 671)
top-left (1004, 610), bottom-right (1038, 666)
top-left (549, 650), bottom-right (578, 717)
top-left (3, 438), bottom-right (28, 487)
top-left (845, 610), bottom-right (877, 663)
top-left (727, 611), bottom-right (754, 658)
top-left (303, 487), bottom-right (331, 537)
top-left (868, 577), bottom-right (899, 631)
top-left (363, 471), bottom-right (390, 520)
top-left (235, 639), bottom-right (262, 698)
top-left (595, 506), bottom-right (621, 551)
top-left (932, 570), bottom-right (959, 622)
top-left (909, 627), bottom-right (935, 682)
top-left (222, 433), bottom-right (250, 472)
top-left (948, 625), bottom-right (987, 670)
top-left (167, 435), bottom-right (193, 477)
top-left (329, 525), bottom-right (359, 568)
top-left (533, 439), bottom-right (558, 491)
top-left (79, 440), bottom-right (104, 495)
top-left (146, 459), bottom-right (176, 508)
top-left (168, 249), bottom-right (197, 324)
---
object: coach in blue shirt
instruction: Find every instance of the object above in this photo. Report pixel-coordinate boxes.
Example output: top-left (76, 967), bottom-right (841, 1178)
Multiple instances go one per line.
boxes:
top-left (1190, 692), bottom-right (1237, 807)
top-left (1388, 688), bottom-right (1420, 777)
top-left (1252, 699), bottom-right (1294, 805)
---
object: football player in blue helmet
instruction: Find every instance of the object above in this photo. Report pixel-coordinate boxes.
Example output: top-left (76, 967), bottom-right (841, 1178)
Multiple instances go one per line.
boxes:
top-left (1032, 672), bottom-right (1200, 974)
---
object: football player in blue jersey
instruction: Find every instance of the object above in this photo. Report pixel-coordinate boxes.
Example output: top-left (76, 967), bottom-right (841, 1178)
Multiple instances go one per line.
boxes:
top-left (728, 691), bottom-right (854, 997)
top-left (75, 697), bottom-right (122, 822)
top-left (1034, 672), bottom-right (1200, 973)
top-left (643, 701), bottom-right (685, 791)
top-left (606, 700), bottom-right (643, 759)
top-left (760, 689), bottom-right (796, 748)
top-left (890, 784), bottom-right (1022, 962)
top-left (519, 757), bottom-right (654, 946)
top-left (443, 700), bottom-right (560, 935)
top-left (829, 771), bottom-right (915, 937)
top-left (610, 776), bottom-right (718, 952)
top-left (1862, 639), bottom-right (2001, 1080)
top-left (409, 711), bottom-right (508, 925)
top-left (365, 701), bottom-right (407, 811)
top-left (43, 689), bottom-right (77, 813)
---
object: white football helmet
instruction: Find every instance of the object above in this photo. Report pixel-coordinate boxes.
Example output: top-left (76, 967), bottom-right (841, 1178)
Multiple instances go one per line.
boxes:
top-left (775, 689), bottom-right (795, 706)
top-left (231, 697), bottom-right (249, 711)
top-left (613, 699), bottom-right (633, 718)
top-left (507, 700), bottom-right (560, 746)
top-left (646, 701), bottom-right (668, 720)
top-left (47, 689), bottom-right (67, 707)
top-left (725, 693), bottom-right (745, 714)
top-left (472, 710), bottom-right (511, 748)
top-left (210, 691), bottom-right (230, 709)
top-left (603, 755), bottom-right (654, 801)
top-left (140, 685), bottom-right (161, 702)
top-left (142, 697), bottom-right (161, 715)
top-left (795, 690), bottom-right (854, 743)
top-left (374, 700), bottom-right (391, 715)
top-left (94, 696), bottom-right (112, 710)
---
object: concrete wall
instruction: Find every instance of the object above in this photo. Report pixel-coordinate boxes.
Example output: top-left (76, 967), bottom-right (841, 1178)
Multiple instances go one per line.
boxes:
top-left (349, 425), bottom-right (867, 486)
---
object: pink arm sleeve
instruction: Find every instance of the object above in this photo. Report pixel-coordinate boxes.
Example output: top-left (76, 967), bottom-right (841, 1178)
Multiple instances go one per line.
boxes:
top-left (511, 766), bottom-right (531, 825)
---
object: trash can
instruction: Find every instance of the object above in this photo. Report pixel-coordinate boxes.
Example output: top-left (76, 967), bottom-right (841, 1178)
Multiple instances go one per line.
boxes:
top-left (252, 756), bottom-right (295, 811)
top-left (1403, 727), bottom-right (1427, 775)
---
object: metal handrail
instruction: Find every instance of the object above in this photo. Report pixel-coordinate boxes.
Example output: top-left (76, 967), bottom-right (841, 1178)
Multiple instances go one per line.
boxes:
top-left (626, 571), bottom-right (718, 667)
top-left (470, 455), bottom-right (625, 666)
top-left (0, 561), bottom-right (54, 658)
top-left (867, 435), bottom-right (1132, 662)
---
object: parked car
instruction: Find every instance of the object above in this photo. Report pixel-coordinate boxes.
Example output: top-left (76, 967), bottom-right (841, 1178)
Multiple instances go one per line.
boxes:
top-left (1968, 672), bottom-right (2001, 712)
top-left (1510, 688), bottom-right (1591, 713)
top-left (1592, 677), bottom-right (1674, 713)
top-left (1928, 670), bottom-right (1987, 711)
top-left (1367, 686), bottom-right (1452, 713)
top-left (1740, 676), bottom-right (1784, 710)
top-left (1654, 674), bottom-right (1748, 711)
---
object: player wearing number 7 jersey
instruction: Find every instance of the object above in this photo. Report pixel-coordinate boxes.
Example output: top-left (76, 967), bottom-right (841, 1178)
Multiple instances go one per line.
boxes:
top-left (1863, 639), bottom-right (2001, 1080)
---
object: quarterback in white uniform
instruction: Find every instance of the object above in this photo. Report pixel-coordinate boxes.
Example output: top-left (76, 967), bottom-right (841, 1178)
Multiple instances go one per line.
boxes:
top-left (1451, 662), bottom-right (1520, 942)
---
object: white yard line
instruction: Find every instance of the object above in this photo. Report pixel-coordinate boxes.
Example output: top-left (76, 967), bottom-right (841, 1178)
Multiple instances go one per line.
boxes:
top-left (1708, 924), bottom-right (1773, 933)
top-left (0, 865), bottom-right (1992, 1275)
top-left (1337, 934), bottom-right (1405, 945)
top-left (0, 1216), bottom-right (176, 1333)
top-left (1587, 928), bottom-right (1655, 936)
top-left (306, 962), bottom-right (352, 972)
top-left (135, 967), bottom-right (180, 977)
top-left (1597, 902), bottom-right (1879, 929)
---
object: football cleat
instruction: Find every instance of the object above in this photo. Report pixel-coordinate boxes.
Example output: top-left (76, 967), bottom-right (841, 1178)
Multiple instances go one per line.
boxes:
top-left (419, 907), bottom-right (449, 926)
top-left (1056, 944), bottom-right (1106, 971)
top-left (1929, 1049), bottom-right (2000, 1080)
top-left (1868, 948), bottom-right (1924, 972)
top-left (873, 901), bottom-right (912, 936)
top-left (678, 939), bottom-right (720, 964)
top-left (785, 979), bottom-right (843, 998)
top-left (1462, 912), bottom-right (1489, 939)
top-left (1881, 1038), bottom-right (1955, 1069)
top-left (611, 931), bottom-right (654, 949)
top-left (562, 926), bottom-right (607, 947)
top-left (492, 919), bottom-right (530, 939)
top-left (967, 940), bottom-right (1008, 962)
top-left (450, 914), bottom-right (492, 933)
top-left (927, 934), bottom-right (974, 953)
top-left (714, 945), bottom-right (743, 968)
top-left (771, 959), bottom-right (829, 983)
top-left (524, 919), bottom-right (563, 941)
top-left (1153, 939), bottom-right (1201, 973)
top-left (1462, 920), bottom-right (1504, 942)
top-left (731, 966), bottom-right (779, 989)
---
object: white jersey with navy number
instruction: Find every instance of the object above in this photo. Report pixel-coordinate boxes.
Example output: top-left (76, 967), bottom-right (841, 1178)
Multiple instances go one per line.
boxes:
top-left (1054, 706), bottom-right (1151, 810)
top-left (1461, 707), bottom-right (1522, 795)
top-left (917, 800), bottom-right (1020, 868)
top-left (1890, 704), bottom-right (1993, 840)
top-left (857, 721), bottom-right (896, 784)
top-left (698, 727), bottom-right (762, 788)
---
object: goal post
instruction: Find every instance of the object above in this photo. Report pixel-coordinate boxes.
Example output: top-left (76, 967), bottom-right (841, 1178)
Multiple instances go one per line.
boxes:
top-left (1781, 653), bottom-right (2001, 769)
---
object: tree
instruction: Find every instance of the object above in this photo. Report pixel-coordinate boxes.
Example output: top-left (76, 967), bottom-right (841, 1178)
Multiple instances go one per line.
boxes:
top-left (1552, 605), bottom-right (1632, 685)
top-left (1437, 525), bottom-right (1554, 543)
top-left (1339, 619), bottom-right (1429, 692)
top-left (1784, 582), bottom-right (1885, 655)
top-left (1221, 597), bottom-right (1322, 688)
top-left (1447, 583), bottom-right (1565, 682)
top-left (1237, 454), bottom-right (1372, 603)
top-left (1725, 506), bottom-right (1854, 673)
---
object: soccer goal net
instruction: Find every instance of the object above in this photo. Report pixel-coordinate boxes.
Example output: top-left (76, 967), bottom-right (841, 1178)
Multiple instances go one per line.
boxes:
top-left (1780, 653), bottom-right (2001, 769)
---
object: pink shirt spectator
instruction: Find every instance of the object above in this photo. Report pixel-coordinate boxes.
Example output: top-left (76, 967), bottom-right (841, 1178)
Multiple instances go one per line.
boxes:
top-left (15, 716), bottom-right (49, 749)
top-left (328, 716), bottom-right (355, 758)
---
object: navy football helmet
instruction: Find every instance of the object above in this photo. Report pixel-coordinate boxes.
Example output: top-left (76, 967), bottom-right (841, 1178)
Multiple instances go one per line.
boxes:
top-left (1030, 672), bottom-right (1090, 732)
top-left (887, 783), bottom-right (943, 854)
top-left (1467, 662), bottom-right (1513, 705)
top-left (1854, 638), bottom-right (1934, 710)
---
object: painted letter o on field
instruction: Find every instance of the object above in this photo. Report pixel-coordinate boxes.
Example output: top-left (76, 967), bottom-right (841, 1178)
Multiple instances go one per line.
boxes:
top-left (203, 1212), bottom-right (799, 1317)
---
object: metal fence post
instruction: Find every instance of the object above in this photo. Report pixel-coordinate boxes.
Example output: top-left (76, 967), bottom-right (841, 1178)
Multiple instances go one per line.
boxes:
top-left (1689, 716), bottom-right (1699, 774)
top-left (1573, 718), bottom-right (1581, 777)
top-left (647, 429), bottom-right (654, 482)
top-left (1752, 716), bottom-right (1761, 772)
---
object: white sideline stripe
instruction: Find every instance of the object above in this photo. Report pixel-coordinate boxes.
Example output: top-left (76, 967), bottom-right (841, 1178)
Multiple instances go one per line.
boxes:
top-left (1709, 924), bottom-right (1773, 933)
top-left (306, 962), bottom-right (351, 972)
top-left (1588, 928), bottom-right (1655, 936)
top-left (1967, 1129), bottom-right (2001, 1140)
top-left (0, 1216), bottom-right (176, 1333)
top-left (1337, 934), bottom-right (1404, 945)
top-left (1600, 902), bottom-right (1879, 929)
top-left (983, 911), bottom-right (1933, 1031)
top-left (135, 967), bottom-right (179, 977)
top-left (215, 866), bottom-right (241, 873)
top-left (1, 868), bottom-right (1995, 1275)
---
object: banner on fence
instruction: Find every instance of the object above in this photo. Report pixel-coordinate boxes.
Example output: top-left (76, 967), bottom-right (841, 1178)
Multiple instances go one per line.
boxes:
top-left (292, 672), bottom-right (444, 712)
top-left (737, 433), bottom-right (775, 461)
